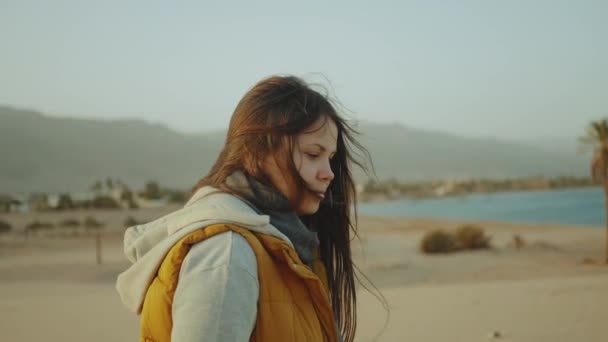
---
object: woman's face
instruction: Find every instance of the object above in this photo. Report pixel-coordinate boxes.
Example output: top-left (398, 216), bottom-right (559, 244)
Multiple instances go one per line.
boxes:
top-left (262, 116), bottom-right (338, 215)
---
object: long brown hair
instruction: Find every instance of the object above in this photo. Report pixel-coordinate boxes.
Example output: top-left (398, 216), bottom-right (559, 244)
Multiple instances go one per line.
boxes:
top-left (193, 75), bottom-right (371, 341)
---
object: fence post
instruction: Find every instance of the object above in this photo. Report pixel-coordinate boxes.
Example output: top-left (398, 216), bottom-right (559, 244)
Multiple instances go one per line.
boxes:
top-left (96, 231), bottom-right (102, 265)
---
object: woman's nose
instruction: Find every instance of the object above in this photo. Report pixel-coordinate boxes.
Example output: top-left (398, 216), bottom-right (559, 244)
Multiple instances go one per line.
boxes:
top-left (318, 161), bottom-right (335, 181)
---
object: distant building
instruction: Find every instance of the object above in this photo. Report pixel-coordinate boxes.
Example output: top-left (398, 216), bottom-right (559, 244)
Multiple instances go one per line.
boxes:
top-left (47, 194), bottom-right (60, 209)
top-left (434, 180), bottom-right (456, 197)
top-left (135, 195), bottom-right (169, 208)
top-left (0, 194), bottom-right (22, 213)
top-left (71, 192), bottom-right (96, 208)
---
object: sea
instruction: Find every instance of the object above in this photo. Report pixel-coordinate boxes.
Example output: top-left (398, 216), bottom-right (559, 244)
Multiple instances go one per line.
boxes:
top-left (357, 187), bottom-right (603, 227)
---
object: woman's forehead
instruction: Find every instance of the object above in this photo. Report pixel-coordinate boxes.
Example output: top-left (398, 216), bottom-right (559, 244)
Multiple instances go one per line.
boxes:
top-left (297, 117), bottom-right (338, 150)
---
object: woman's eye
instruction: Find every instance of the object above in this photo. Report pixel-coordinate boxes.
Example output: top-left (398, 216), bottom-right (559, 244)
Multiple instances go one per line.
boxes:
top-left (306, 153), bottom-right (320, 159)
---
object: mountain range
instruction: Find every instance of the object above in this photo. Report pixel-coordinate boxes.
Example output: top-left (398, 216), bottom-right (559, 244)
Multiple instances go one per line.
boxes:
top-left (0, 105), bottom-right (588, 193)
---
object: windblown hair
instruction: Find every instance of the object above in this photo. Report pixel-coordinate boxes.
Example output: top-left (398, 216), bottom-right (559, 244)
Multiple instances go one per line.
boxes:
top-left (193, 75), bottom-right (371, 341)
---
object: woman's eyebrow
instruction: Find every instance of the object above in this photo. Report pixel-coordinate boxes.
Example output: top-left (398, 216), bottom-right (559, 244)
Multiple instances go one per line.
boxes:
top-left (307, 143), bottom-right (336, 153)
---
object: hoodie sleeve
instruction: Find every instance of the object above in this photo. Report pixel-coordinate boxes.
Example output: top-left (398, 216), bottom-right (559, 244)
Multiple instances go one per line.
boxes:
top-left (171, 231), bottom-right (259, 342)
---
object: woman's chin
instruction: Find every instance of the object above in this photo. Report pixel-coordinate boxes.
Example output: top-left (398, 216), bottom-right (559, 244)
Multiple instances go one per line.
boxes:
top-left (296, 199), bottom-right (321, 216)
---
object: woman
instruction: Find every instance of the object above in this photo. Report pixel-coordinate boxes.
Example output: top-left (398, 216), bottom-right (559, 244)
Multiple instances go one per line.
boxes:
top-left (116, 75), bottom-right (370, 342)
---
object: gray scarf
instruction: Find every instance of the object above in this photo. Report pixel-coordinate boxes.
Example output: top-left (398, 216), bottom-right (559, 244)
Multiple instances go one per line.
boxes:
top-left (223, 170), bottom-right (319, 267)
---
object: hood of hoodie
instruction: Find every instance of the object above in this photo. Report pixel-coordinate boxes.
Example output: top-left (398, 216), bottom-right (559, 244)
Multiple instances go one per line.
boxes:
top-left (115, 186), bottom-right (294, 313)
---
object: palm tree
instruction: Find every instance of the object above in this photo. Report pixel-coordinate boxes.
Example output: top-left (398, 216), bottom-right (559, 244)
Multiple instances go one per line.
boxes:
top-left (580, 119), bottom-right (608, 263)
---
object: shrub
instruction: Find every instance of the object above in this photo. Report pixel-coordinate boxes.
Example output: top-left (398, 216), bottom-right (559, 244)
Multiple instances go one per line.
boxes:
top-left (420, 230), bottom-right (457, 254)
top-left (25, 221), bottom-right (55, 232)
top-left (56, 193), bottom-right (74, 210)
top-left (512, 234), bottom-right (526, 249)
top-left (92, 195), bottom-right (120, 209)
top-left (120, 189), bottom-right (139, 209)
top-left (168, 190), bottom-right (187, 204)
top-left (60, 218), bottom-right (80, 228)
top-left (0, 220), bottom-right (12, 234)
top-left (454, 224), bottom-right (491, 250)
top-left (124, 216), bottom-right (139, 228)
top-left (84, 216), bottom-right (104, 229)
top-left (141, 181), bottom-right (162, 200)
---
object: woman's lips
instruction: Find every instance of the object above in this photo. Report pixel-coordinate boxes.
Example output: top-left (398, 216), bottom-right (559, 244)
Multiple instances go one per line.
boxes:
top-left (306, 187), bottom-right (327, 200)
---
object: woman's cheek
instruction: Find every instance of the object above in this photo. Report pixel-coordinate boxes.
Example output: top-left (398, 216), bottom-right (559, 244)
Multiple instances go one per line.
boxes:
top-left (299, 161), bottom-right (317, 182)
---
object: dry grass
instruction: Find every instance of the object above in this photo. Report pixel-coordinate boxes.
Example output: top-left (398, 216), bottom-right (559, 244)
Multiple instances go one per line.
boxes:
top-left (421, 225), bottom-right (492, 254)
top-left (454, 224), bottom-right (492, 250)
top-left (420, 230), bottom-right (457, 254)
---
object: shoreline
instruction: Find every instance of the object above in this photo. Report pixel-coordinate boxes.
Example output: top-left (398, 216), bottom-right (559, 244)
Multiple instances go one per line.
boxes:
top-left (358, 184), bottom-right (599, 203)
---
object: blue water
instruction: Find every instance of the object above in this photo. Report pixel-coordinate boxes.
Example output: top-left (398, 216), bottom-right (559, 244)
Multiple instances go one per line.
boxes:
top-left (357, 187), bottom-right (604, 227)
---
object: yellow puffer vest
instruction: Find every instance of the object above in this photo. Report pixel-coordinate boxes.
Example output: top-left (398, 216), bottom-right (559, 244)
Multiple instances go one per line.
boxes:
top-left (140, 223), bottom-right (338, 342)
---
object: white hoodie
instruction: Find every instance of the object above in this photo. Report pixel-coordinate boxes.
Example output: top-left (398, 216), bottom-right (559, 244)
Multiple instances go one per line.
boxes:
top-left (115, 186), bottom-right (294, 341)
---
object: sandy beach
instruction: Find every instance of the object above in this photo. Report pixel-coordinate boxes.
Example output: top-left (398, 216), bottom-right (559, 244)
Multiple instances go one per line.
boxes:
top-left (1, 207), bottom-right (607, 341)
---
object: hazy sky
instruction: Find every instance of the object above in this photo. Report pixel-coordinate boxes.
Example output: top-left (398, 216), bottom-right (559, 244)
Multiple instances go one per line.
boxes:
top-left (1, 0), bottom-right (606, 140)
